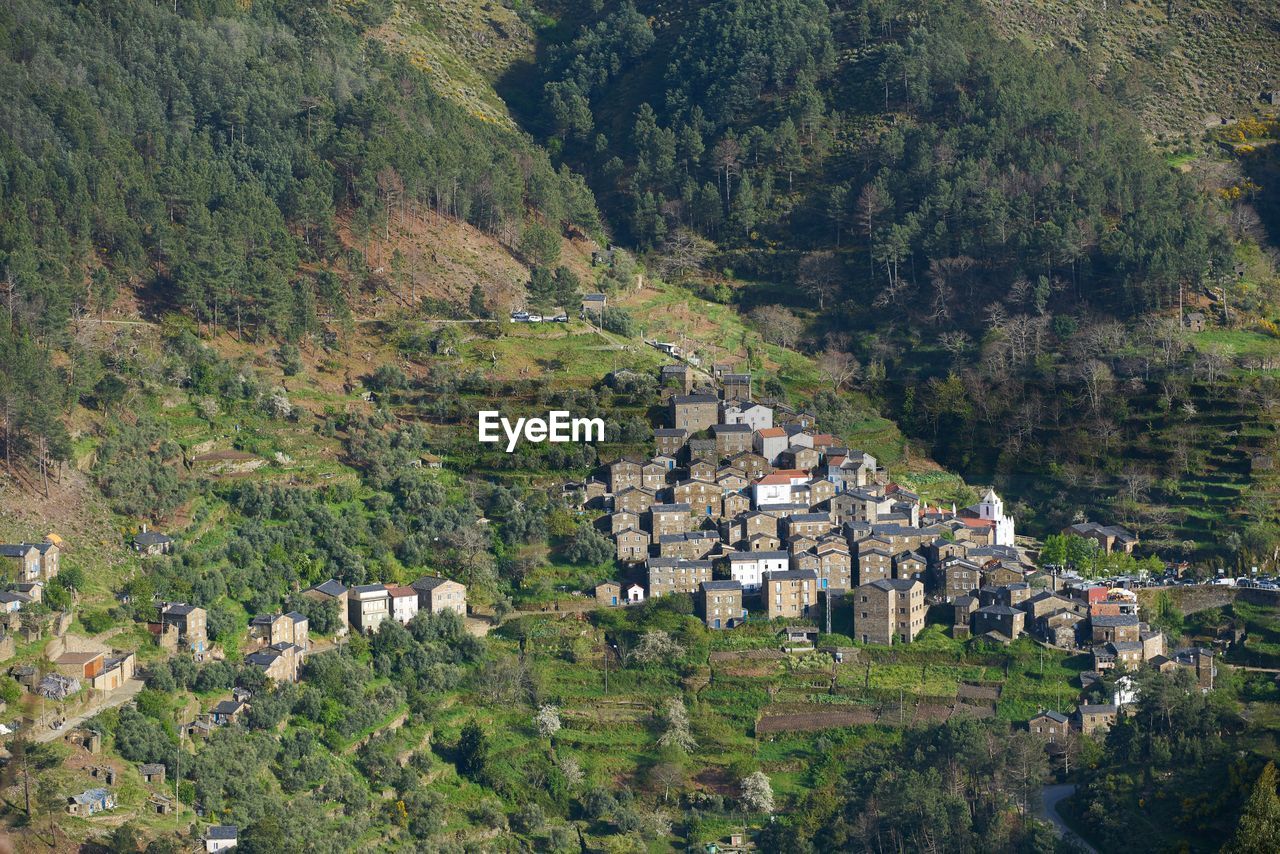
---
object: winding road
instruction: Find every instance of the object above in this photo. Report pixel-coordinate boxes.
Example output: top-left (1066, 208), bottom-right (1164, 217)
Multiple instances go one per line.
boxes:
top-left (1038, 784), bottom-right (1099, 854)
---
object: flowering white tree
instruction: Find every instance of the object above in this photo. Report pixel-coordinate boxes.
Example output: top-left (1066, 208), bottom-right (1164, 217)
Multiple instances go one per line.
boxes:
top-left (535, 704), bottom-right (562, 739)
top-left (657, 696), bottom-right (697, 753)
top-left (557, 754), bottom-right (583, 788)
top-left (741, 770), bottom-right (774, 813)
top-left (631, 630), bottom-right (685, 664)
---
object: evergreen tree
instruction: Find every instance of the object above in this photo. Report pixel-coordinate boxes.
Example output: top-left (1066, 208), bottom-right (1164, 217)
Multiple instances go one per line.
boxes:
top-left (1225, 762), bottom-right (1280, 854)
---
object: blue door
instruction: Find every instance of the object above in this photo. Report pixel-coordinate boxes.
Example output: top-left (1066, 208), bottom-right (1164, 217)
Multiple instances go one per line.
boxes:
top-left (714, 618), bottom-right (721, 629)
top-left (611, 596), bottom-right (618, 606)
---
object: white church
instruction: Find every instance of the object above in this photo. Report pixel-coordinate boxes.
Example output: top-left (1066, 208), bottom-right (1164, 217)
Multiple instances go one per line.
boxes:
top-left (967, 488), bottom-right (1016, 547)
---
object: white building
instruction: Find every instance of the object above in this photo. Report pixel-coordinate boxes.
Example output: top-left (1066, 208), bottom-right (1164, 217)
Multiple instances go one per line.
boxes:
top-left (752, 470), bottom-right (810, 507)
top-left (387, 585), bottom-right (420, 624)
top-left (977, 489), bottom-right (1016, 547)
top-left (722, 402), bottom-right (773, 432)
top-left (205, 826), bottom-right (238, 853)
top-left (728, 550), bottom-right (790, 591)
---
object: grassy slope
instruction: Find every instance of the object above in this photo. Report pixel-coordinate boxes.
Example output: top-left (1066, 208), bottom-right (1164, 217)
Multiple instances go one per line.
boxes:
top-left (366, 0), bottom-right (538, 129)
top-left (982, 0), bottom-right (1280, 139)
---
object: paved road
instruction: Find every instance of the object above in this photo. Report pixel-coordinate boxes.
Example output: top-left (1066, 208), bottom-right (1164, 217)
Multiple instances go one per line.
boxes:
top-left (33, 678), bottom-right (145, 743)
top-left (1038, 784), bottom-right (1099, 854)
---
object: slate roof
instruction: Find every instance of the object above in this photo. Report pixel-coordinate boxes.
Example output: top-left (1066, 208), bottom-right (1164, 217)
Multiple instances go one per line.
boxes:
top-left (311, 579), bottom-right (346, 597)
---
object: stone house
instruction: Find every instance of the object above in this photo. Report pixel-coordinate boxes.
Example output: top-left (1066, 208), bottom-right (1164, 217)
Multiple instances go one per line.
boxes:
top-left (688, 459), bottom-right (717, 482)
top-left (763, 569), bottom-right (818, 620)
top-left (715, 467), bottom-right (749, 493)
top-left (1, 540), bottom-right (59, 581)
top-left (721, 492), bottom-right (750, 520)
top-left (814, 540), bottom-right (852, 590)
top-left (1075, 703), bottom-right (1118, 736)
top-left (132, 529), bottom-right (174, 556)
top-left (653, 429), bottom-right (688, 458)
top-left (609, 459), bottom-right (644, 492)
top-left (697, 580), bottom-right (745, 629)
top-left (747, 532), bottom-right (782, 552)
top-left (856, 546), bottom-right (893, 585)
top-left (647, 558), bottom-right (712, 597)
top-left (303, 579), bottom-right (349, 636)
top-left (673, 479), bottom-right (721, 518)
top-left (728, 451), bottom-right (772, 480)
top-left (721, 373), bottom-right (751, 401)
top-left (713, 423), bottom-right (753, 457)
top-left (608, 510), bottom-right (642, 536)
top-left (648, 504), bottom-right (691, 539)
top-left (778, 445), bottom-right (820, 471)
top-left (249, 612), bottom-right (309, 651)
top-left (893, 551), bottom-right (927, 582)
top-left (971, 605), bottom-right (1026, 640)
top-left (854, 578), bottom-right (925, 645)
top-left (614, 487), bottom-right (657, 515)
top-left (688, 438), bottom-right (717, 462)
top-left (660, 364), bottom-right (693, 395)
top-left (1028, 710), bottom-right (1070, 742)
top-left (159, 603), bottom-right (208, 654)
top-left (412, 576), bottom-right (467, 616)
top-left (670, 394), bottom-right (720, 434)
top-left (641, 461), bottom-right (671, 491)
top-left (785, 512), bottom-right (831, 540)
top-left (1064, 522), bottom-right (1138, 555)
top-left (595, 582), bottom-right (622, 607)
top-left (981, 563), bottom-right (1025, 588)
top-left (245, 642), bottom-right (302, 683)
top-left (952, 595), bottom-right (979, 637)
top-left (808, 478), bottom-right (837, 508)
top-left (657, 531), bottom-right (717, 560)
top-left (1091, 613), bottom-right (1140, 644)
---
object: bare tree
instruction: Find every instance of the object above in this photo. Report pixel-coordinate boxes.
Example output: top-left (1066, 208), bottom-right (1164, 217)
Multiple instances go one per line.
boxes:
top-left (797, 251), bottom-right (843, 310)
top-left (749, 305), bottom-right (803, 349)
top-left (657, 228), bottom-right (710, 281)
top-left (1077, 359), bottom-right (1113, 413)
top-left (818, 348), bottom-right (860, 390)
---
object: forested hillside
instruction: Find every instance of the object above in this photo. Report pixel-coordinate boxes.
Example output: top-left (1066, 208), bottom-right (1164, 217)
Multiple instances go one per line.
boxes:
top-left (521, 0), bottom-right (1280, 563)
top-left (0, 0), bottom-right (598, 482)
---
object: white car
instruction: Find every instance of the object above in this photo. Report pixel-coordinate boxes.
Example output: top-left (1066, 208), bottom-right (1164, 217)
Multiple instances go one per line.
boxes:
top-left (527, 314), bottom-right (543, 323)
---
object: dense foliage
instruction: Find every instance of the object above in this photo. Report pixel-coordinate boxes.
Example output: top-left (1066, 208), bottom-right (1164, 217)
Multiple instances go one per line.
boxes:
top-left (0, 0), bottom-right (599, 470)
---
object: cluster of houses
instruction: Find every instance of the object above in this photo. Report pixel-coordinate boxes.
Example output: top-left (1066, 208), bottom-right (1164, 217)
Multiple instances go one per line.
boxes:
top-left (303, 574), bottom-right (467, 639)
top-left (0, 536), bottom-right (61, 617)
top-left (576, 362), bottom-right (1021, 644)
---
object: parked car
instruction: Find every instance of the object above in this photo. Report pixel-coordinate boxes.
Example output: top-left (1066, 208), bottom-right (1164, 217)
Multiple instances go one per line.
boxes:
top-left (510, 311), bottom-right (530, 322)
top-left (528, 314), bottom-right (543, 323)
top-left (550, 313), bottom-right (569, 322)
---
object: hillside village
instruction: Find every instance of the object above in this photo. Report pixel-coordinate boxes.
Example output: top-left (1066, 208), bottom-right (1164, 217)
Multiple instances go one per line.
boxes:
top-left (0, 351), bottom-right (1242, 847)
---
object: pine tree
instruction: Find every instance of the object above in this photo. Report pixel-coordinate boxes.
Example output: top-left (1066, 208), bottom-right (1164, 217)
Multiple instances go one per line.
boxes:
top-left (1225, 762), bottom-right (1280, 854)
